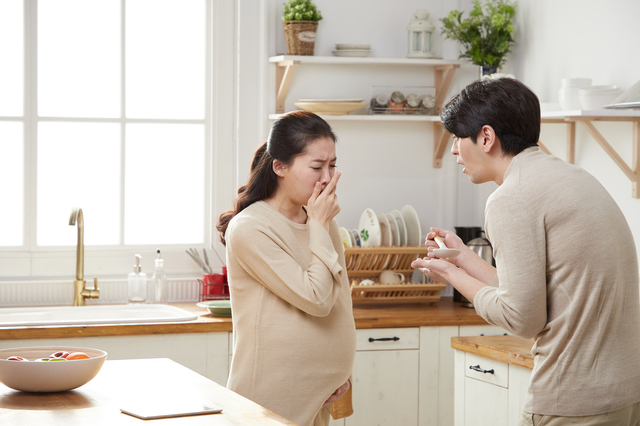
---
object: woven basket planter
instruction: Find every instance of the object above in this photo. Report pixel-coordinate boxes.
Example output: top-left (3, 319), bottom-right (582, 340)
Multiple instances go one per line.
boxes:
top-left (283, 20), bottom-right (318, 56)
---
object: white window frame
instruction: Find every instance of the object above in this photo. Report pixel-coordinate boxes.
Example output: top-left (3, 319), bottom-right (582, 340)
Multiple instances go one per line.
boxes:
top-left (0, 0), bottom-right (236, 279)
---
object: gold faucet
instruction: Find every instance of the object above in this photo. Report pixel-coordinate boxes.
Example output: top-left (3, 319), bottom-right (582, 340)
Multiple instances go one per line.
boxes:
top-left (69, 208), bottom-right (100, 306)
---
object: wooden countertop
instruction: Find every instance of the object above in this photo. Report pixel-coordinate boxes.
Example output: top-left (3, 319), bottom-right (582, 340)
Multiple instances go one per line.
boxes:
top-left (0, 297), bottom-right (489, 340)
top-left (0, 358), bottom-right (295, 425)
top-left (451, 335), bottom-right (535, 369)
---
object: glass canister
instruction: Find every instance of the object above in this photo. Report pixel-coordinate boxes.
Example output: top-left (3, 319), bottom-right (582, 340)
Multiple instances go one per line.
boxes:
top-left (406, 93), bottom-right (421, 114)
top-left (389, 91), bottom-right (405, 114)
top-left (420, 94), bottom-right (436, 115)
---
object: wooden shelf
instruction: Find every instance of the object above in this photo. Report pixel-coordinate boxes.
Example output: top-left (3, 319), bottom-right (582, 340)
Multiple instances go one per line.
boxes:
top-left (268, 113), bottom-right (442, 122)
top-left (269, 55), bottom-right (465, 66)
top-left (270, 55), bottom-right (462, 168)
top-left (540, 110), bottom-right (640, 198)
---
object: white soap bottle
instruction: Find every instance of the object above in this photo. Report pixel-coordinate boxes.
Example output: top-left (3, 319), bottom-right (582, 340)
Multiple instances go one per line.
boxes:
top-left (149, 249), bottom-right (168, 304)
top-left (128, 254), bottom-right (147, 304)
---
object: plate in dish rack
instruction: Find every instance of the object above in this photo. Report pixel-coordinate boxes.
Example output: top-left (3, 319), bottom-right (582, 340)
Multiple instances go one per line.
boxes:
top-left (401, 205), bottom-right (422, 247)
top-left (358, 208), bottom-right (381, 247)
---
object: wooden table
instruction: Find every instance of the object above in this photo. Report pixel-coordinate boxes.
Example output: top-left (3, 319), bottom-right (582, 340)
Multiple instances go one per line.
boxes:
top-left (0, 358), bottom-right (296, 425)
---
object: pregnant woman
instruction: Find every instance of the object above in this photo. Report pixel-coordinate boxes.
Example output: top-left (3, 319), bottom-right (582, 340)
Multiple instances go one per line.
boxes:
top-left (216, 111), bottom-right (356, 426)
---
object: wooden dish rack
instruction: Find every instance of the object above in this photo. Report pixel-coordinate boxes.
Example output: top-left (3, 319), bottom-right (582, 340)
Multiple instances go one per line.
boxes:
top-left (345, 247), bottom-right (447, 305)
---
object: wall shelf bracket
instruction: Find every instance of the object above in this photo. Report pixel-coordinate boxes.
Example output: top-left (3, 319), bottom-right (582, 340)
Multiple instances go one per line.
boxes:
top-left (275, 60), bottom-right (300, 114)
top-left (541, 116), bottom-right (640, 198)
top-left (432, 64), bottom-right (460, 168)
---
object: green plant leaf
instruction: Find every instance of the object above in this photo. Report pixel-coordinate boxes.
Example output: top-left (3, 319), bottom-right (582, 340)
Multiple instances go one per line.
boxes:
top-left (439, 0), bottom-right (517, 68)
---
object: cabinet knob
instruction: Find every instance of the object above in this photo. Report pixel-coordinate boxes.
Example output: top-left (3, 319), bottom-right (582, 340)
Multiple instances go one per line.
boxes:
top-left (368, 337), bottom-right (400, 342)
top-left (469, 365), bottom-right (494, 374)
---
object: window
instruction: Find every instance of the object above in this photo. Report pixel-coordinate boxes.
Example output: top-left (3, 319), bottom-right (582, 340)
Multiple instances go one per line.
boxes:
top-left (0, 0), bottom-right (228, 277)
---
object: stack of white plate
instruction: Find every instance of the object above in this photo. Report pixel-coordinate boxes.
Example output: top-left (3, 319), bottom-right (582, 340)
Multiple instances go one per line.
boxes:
top-left (332, 43), bottom-right (371, 58)
top-left (340, 205), bottom-right (422, 248)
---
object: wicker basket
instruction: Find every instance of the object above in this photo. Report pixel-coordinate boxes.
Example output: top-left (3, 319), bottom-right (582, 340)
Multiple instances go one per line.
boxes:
top-left (283, 21), bottom-right (318, 56)
top-left (345, 247), bottom-right (446, 305)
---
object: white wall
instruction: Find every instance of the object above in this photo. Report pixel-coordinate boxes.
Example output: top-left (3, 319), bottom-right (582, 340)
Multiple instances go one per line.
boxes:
top-left (504, 0), bottom-right (640, 263)
top-left (230, 0), bottom-right (640, 265)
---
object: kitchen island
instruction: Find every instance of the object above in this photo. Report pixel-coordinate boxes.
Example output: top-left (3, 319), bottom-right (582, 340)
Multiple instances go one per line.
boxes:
top-left (0, 358), bottom-right (295, 425)
top-left (451, 335), bottom-right (533, 426)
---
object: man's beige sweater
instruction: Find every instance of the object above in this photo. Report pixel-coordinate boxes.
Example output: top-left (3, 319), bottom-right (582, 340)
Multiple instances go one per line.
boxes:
top-left (225, 201), bottom-right (356, 426)
top-left (475, 147), bottom-right (640, 416)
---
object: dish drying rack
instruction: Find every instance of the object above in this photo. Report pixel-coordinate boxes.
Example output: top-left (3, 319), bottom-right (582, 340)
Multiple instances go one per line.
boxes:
top-left (345, 247), bottom-right (446, 305)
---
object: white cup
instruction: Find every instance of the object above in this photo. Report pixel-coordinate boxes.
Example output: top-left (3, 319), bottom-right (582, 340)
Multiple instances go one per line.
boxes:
top-left (360, 279), bottom-right (375, 286)
top-left (380, 270), bottom-right (405, 284)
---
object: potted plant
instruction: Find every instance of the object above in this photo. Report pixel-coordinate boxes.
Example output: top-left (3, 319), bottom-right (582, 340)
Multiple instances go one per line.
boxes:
top-left (440, 0), bottom-right (516, 77)
top-left (282, 0), bottom-right (323, 56)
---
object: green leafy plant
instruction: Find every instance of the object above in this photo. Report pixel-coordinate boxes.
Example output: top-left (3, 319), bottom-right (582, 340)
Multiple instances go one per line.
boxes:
top-left (282, 0), bottom-right (323, 22)
top-left (440, 0), bottom-right (516, 69)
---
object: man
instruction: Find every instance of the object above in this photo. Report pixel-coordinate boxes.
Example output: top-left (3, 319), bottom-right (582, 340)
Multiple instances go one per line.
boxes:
top-left (412, 77), bottom-right (640, 425)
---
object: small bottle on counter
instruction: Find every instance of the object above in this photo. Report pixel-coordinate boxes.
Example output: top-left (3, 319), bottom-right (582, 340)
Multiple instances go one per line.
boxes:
top-left (128, 254), bottom-right (147, 304)
top-left (148, 249), bottom-right (168, 304)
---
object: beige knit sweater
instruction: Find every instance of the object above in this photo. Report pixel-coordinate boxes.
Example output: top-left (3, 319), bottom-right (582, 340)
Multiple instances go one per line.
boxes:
top-left (225, 201), bottom-right (356, 426)
top-left (474, 147), bottom-right (640, 416)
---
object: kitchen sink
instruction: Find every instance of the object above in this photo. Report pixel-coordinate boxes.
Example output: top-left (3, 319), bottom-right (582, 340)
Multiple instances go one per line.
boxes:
top-left (0, 304), bottom-right (197, 327)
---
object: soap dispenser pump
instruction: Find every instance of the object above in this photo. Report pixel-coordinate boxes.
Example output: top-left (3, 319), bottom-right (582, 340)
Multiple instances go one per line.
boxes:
top-left (128, 254), bottom-right (147, 304)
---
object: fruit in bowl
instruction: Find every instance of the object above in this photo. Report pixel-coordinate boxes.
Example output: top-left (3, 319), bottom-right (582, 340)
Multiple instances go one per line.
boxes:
top-left (0, 346), bottom-right (107, 392)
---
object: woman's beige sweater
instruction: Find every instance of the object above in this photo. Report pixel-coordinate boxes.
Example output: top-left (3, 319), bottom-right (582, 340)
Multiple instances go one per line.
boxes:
top-left (474, 147), bottom-right (640, 416)
top-left (225, 201), bottom-right (356, 426)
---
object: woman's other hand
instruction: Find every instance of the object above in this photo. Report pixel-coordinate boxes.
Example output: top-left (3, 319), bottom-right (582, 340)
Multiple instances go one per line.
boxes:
top-left (307, 171), bottom-right (341, 232)
top-left (322, 379), bottom-right (351, 408)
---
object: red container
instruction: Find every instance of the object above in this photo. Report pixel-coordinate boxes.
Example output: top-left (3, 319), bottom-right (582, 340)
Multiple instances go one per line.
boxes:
top-left (199, 269), bottom-right (229, 301)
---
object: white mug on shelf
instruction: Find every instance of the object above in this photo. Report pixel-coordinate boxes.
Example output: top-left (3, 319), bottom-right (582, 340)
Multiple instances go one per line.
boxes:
top-left (379, 270), bottom-right (405, 284)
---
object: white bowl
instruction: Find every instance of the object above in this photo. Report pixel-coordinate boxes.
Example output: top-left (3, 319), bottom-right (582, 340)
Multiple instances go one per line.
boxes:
top-left (0, 346), bottom-right (107, 392)
top-left (558, 88), bottom-right (582, 111)
top-left (560, 78), bottom-right (592, 89)
top-left (579, 86), bottom-right (622, 110)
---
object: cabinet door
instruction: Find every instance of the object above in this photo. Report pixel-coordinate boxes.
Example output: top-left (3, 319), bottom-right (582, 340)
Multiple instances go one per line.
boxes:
top-left (346, 349), bottom-right (420, 426)
top-left (464, 377), bottom-right (508, 426)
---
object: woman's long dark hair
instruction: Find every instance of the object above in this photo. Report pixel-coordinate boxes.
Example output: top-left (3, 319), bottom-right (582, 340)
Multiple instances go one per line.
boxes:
top-left (216, 111), bottom-right (336, 245)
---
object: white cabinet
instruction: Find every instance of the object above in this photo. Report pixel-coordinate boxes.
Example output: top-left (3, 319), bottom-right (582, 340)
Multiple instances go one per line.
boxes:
top-left (346, 328), bottom-right (420, 426)
top-left (0, 332), bottom-right (230, 386)
top-left (454, 349), bottom-right (531, 426)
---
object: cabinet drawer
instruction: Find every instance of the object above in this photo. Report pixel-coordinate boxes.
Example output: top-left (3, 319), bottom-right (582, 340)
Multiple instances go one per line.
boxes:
top-left (464, 352), bottom-right (508, 388)
top-left (355, 327), bottom-right (419, 351)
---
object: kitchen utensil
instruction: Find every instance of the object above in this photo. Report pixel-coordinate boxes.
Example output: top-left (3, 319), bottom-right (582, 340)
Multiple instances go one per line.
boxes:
top-left (202, 249), bottom-right (212, 272)
top-left (185, 249), bottom-right (208, 274)
top-left (433, 236), bottom-right (460, 259)
top-left (0, 346), bottom-right (107, 392)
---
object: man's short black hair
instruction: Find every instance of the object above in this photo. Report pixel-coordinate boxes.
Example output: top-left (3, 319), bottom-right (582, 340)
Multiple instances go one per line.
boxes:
top-left (441, 78), bottom-right (541, 156)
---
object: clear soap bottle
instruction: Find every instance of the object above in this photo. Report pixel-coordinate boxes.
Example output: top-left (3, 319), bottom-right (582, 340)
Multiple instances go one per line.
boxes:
top-left (148, 249), bottom-right (168, 304)
top-left (128, 254), bottom-right (147, 304)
